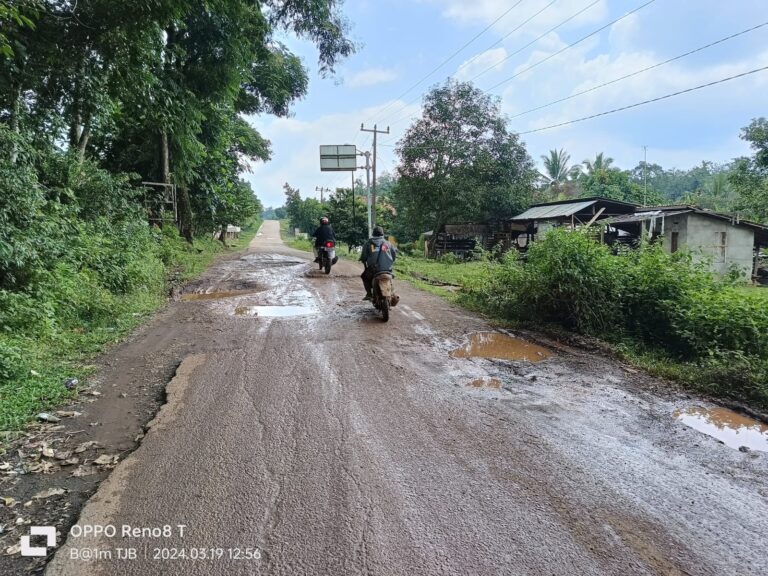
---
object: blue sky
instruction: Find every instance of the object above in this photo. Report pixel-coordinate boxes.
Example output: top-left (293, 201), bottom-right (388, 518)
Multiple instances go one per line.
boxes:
top-left (245, 0), bottom-right (768, 208)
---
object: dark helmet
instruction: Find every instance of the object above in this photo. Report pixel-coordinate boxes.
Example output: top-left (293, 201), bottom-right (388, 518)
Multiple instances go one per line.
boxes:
top-left (320, 216), bottom-right (329, 224)
top-left (373, 226), bottom-right (384, 237)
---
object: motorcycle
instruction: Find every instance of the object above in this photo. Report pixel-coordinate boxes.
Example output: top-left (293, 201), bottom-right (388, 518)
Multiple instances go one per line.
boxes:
top-left (372, 272), bottom-right (399, 322)
top-left (318, 240), bottom-right (338, 274)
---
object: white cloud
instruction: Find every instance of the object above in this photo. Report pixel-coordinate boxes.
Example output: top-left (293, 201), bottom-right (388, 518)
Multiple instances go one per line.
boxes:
top-left (428, 0), bottom-right (607, 37)
top-left (243, 100), bottom-right (420, 208)
top-left (455, 48), bottom-right (507, 80)
top-left (346, 67), bottom-right (398, 88)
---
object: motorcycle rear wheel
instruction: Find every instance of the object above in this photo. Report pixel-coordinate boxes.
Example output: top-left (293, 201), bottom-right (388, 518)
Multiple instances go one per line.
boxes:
top-left (381, 298), bottom-right (389, 322)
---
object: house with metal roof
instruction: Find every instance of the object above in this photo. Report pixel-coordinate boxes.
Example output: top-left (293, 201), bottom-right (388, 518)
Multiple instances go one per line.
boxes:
top-left (607, 205), bottom-right (768, 277)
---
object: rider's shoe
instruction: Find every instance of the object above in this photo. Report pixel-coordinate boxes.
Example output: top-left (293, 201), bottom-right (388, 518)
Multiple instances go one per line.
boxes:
top-left (362, 294), bottom-right (372, 301)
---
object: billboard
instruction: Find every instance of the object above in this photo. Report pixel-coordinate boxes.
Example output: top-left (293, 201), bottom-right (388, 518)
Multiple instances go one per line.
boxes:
top-left (320, 144), bottom-right (357, 171)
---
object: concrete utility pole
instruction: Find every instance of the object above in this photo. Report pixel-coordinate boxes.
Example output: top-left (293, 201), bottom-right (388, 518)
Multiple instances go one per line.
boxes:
top-left (315, 186), bottom-right (330, 204)
top-left (360, 123), bottom-right (389, 229)
top-left (643, 146), bottom-right (648, 206)
top-left (357, 150), bottom-right (373, 238)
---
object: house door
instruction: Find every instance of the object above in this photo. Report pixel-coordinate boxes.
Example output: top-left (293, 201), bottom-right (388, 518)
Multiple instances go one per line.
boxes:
top-left (670, 231), bottom-right (679, 253)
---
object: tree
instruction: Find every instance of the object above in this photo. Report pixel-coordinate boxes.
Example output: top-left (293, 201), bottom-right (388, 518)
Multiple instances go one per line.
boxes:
top-left (284, 183), bottom-right (325, 234)
top-left (393, 80), bottom-right (536, 245)
top-left (541, 149), bottom-right (580, 186)
top-left (729, 118), bottom-right (768, 222)
top-left (538, 148), bottom-right (580, 201)
top-left (326, 187), bottom-right (368, 250)
top-left (580, 153), bottom-right (614, 176)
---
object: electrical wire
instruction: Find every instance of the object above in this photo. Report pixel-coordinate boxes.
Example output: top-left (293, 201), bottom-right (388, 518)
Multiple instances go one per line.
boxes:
top-left (519, 65), bottom-right (768, 134)
top-left (377, 0), bottom-right (558, 125)
top-left (467, 0), bottom-right (600, 83)
top-left (485, 0), bottom-right (656, 92)
top-left (509, 20), bottom-right (768, 120)
top-left (367, 1), bottom-right (525, 123)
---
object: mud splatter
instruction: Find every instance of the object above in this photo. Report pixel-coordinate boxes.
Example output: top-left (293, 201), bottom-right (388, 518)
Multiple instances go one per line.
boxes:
top-left (673, 406), bottom-right (768, 452)
top-left (451, 332), bottom-right (551, 362)
top-left (467, 377), bottom-right (502, 389)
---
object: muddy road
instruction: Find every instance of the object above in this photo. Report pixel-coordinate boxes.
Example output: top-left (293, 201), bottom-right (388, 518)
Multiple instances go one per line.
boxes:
top-left (38, 220), bottom-right (767, 575)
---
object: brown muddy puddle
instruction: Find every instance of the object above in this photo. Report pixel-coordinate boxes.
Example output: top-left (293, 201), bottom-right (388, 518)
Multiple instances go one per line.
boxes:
top-left (673, 406), bottom-right (768, 452)
top-left (181, 289), bottom-right (262, 301)
top-left (467, 377), bottom-right (502, 389)
top-left (234, 305), bottom-right (316, 317)
top-left (451, 332), bottom-right (551, 362)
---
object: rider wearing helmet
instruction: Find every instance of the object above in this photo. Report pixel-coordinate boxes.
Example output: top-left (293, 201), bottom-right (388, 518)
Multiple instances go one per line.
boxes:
top-left (312, 216), bottom-right (336, 262)
top-left (360, 225), bottom-right (397, 300)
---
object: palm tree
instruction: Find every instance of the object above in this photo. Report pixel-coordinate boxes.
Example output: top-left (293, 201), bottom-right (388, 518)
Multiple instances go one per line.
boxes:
top-left (581, 152), bottom-right (614, 176)
top-left (540, 148), bottom-right (578, 187)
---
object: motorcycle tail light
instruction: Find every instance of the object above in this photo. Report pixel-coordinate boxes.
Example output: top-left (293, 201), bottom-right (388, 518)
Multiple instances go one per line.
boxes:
top-left (325, 241), bottom-right (335, 248)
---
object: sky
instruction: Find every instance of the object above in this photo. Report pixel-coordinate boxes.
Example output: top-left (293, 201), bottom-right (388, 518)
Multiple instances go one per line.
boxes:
top-left (244, 0), bottom-right (768, 209)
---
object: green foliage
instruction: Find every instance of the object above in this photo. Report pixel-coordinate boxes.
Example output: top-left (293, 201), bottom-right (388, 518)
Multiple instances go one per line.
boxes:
top-left (326, 187), bottom-right (368, 249)
top-left (283, 183), bottom-right (326, 234)
top-left (393, 80), bottom-right (536, 241)
top-left (456, 229), bottom-right (768, 406)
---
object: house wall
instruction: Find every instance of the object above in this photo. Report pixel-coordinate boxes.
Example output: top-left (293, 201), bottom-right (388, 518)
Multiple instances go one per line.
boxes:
top-left (663, 213), bottom-right (754, 276)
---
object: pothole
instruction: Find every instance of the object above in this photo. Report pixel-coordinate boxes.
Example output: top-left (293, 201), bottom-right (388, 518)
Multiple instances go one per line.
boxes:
top-left (181, 289), bottom-right (264, 301)
top-left (233, 305), bottom-right (317, 318)
top-left (451, 333), bottom-right (551, 362)
top-left (673, 406), bottom-right (768, 452)
top-left (467, 377), bottom-right (502, 389)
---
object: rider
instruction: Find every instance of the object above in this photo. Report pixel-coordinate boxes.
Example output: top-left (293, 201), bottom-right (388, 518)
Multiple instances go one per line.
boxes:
top-left (312, 216), bottom-right (336, 262)
top-left (360, 225), bottom-right (397, 300)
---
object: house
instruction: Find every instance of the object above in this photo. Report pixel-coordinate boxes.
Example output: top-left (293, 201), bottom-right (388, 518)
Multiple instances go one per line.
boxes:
top-left (607, 206), bottom-right (768, 277)
top-left (509, 197), bottom-right (638, 247)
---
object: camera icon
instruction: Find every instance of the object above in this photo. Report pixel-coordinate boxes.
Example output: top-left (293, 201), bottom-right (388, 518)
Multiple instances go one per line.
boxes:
top-left (20, 526), bottom-right (57, 557)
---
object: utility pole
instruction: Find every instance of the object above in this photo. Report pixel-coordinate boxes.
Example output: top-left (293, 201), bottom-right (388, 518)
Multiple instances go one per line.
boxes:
top-left (351, 172), bottom-right (355, 251)
top-left (360, 123), bottom-right (389, 229)
top-left (357, 149), bottom-right (373, 238)
top-left (643, 145), bottom-right (648, 206)
top-left (315, 186), bottom-right (330, 204)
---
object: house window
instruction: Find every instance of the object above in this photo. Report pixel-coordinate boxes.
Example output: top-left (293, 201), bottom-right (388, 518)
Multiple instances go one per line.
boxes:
top-left (715, 231), bottom-right (727, 262)
top-left (670, 231), bottom-right (679, 253)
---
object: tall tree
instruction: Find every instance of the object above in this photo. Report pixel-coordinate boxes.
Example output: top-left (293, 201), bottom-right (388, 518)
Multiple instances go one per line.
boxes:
top-left (393, 80), bottom-right (536, 244)
top-left (580, 153), bottom-right (614, 176)
top-left (730, 118), bottom-right (768, 222)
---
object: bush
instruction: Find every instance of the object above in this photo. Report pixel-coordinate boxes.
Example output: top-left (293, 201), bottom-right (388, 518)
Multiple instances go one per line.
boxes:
top-left (478, 230), bottom-right (768, 358)
top-left (0, 342), bottom-right (24, 382)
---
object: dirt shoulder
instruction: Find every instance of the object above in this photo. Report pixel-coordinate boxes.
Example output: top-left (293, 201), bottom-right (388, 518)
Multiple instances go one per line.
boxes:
top-left (0, 241), bottom-right (260, 575)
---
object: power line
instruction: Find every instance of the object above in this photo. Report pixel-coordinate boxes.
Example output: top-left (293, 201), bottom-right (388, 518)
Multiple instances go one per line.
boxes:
top-left (378, 0), bottom-right (564, 126)
top-left (456, 0), bottom-right (558, 81)
top-left (486, 0), bottom-right (656, 92)
top-left (378, 0), bottom-right (559, 126)
top-left (467, 0), bottom-right (600, 83)
top-left (509, 21), bottom-right (768, 119)
top-left (368, 1), bottom-right (524, 123)
top-left (382, 0), bottom-right (641, 130)
top-left (519, 65), bottom-right (768, 135)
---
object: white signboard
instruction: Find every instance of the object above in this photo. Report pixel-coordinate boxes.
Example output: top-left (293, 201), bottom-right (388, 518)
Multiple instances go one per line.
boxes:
top-left (320, 144), bottom-right (357, 171)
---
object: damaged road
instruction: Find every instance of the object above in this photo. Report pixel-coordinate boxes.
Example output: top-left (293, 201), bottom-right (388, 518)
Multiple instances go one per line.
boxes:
top-left (3, 220), bottom-right (767, 575)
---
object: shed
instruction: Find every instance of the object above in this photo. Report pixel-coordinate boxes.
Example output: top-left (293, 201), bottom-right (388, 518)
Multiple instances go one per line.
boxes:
top-left (509, 197), bottom-right (638, 245)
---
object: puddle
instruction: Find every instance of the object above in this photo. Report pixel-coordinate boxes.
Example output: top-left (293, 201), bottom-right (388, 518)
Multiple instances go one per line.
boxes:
top-left (451, 333), bottom-right (551, 362)
top-left (467, 377), bottom-right (502, 389)
top-left (673, 406), bottom-right (768, 452)
top-left (234, 305), bottom-right (316, 317)
top-left (181, 289), bottom-right (262, 301)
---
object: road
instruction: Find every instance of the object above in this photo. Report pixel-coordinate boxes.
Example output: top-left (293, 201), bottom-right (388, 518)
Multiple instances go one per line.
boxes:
top-left (47, 220), bottom-right (768, 576)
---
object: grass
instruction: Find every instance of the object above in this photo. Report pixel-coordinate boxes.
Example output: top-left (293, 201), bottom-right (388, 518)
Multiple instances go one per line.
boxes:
top-left (0, 223), bottom-right (260, 433)
top-left (380, 253), bottom-right (768, 410)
